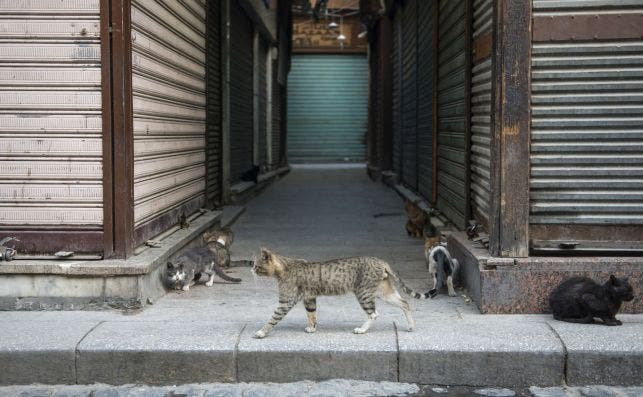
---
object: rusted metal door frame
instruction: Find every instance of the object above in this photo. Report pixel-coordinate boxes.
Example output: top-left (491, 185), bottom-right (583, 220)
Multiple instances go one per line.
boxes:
top-left (488, 0), bottom-right (531, 257)
top-left (100, 0), bottom-right (135, 258)
top-left (378, 16), bottom-right (393, 172)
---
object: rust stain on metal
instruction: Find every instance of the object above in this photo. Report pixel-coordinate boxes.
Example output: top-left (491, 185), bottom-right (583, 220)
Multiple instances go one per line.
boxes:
top-left (503, 125), bottom-right (519, 136)
top-left (533, 14), bottom-right (643, 42)
top-left (472, 31), bottom-right (492, 62)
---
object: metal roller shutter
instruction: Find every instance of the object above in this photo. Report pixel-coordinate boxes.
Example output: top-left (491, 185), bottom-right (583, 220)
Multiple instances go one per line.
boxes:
top-left (287, 55), bottom-right (368, 163)
top-left (230, 2), bottom-right (254, 181)
top-left (530, 1), bottom-right (643, 247)
top-left (0, 0), bottom-right (103, 253)
top-left (470, 0), bottom-right (492, 225)
top-left (131, 0), bottom-right (206, 230)
top-left (271, 59), bottom-right (282, 168)
top-left (401, 0), bottom-right (418, 189)
top-left (258, 37), bottom-right (268, 167)
top-left (437, 0), bottom-right (468, 229)
top-left (206, 0), bottom-right (222, 207)
top-left (417, 0), bottom-right (435, 201)
top-left (391, 8), bottom-right (402, 175)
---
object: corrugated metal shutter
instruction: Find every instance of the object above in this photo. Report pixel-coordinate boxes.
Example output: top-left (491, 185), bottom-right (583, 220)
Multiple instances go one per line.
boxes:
top-left (392, 8), bottom-right (402, 175)
top-left (287, 55), bottom-right (368, 163)
top-left (417, 0), bottom-right (435, 201)
top-left (206, 0), bottom-right (222, 207)
top-left (258, 36), bottom-right (268, 167)
top-left (131, 0), bottom-right (206, 230)
top-left (271, 59), bottom-right (282, 168)
top-left (0, 1), bottom-right (103, 252)
top-left (230, 2), bottom-right (254, 181)
top-left (401, 0), bottom-right (418, 189)
top-left (530, 2), bottom-right (643, 228)
top-left (437, 0), bottom-right (468, 229)
top-left (470, 0), bottom-right (492, 225)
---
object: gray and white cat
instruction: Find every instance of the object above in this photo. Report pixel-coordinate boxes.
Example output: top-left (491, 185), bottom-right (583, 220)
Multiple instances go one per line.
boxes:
top-left (165, 247), bottom-right (241, 291)
top-left (425, 244), bottom-right (459, 298)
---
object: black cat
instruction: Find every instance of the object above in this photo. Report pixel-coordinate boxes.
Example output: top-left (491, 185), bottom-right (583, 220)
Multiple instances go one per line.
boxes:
top-left (549, 275), bottom-right (634, 326)
top-left (241, 165), bottom-right (260, 184)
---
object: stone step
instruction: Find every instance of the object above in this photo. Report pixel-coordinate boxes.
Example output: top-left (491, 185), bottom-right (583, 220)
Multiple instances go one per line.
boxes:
top-left (0, 210), bottom-right (222, 310)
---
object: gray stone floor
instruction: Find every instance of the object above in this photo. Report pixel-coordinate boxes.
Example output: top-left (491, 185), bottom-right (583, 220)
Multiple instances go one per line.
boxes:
top-left (1, 166), bottom-right (642, 388)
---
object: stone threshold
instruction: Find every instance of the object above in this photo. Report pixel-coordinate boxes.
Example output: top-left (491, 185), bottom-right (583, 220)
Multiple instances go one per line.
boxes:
top-left (230, 166), bottom-right (291, 197)
top-left (0, 210), bottom-right (227, 310)
top-left (449, 231), bottom-right (643, 314)
top-left (0, 210), bottom-right (222, 276)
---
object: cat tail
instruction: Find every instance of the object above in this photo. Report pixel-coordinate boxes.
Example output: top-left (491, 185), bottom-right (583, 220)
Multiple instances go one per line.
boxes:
top-left (384, 264), bottom-right (431, 299)
top-left (212, 263), bottom-right (242, 283)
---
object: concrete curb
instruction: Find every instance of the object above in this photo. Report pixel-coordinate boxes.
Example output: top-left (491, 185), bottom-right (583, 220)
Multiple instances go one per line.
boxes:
top-left (2, 315), bottom-right (642, 386)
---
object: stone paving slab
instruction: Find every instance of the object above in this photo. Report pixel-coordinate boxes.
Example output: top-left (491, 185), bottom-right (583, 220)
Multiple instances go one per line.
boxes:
top-left (76, 321), bottom-right (242, 385)
top-left (397, 317), bottom-right (565, 387)
top-left (548, 319), bottom-right (643, 386)
top-left (237, 321), bottom-right (398, 382)
top-left (0, 321), bottom-right (100, 385)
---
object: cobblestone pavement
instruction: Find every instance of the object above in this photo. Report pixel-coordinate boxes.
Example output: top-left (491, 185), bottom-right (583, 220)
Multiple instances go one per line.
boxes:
top-left (1, 382), bottom-right (642, 397)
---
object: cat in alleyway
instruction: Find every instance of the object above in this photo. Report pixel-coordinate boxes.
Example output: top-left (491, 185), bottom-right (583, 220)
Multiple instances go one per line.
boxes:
top-left (165, 247), bottom-right (241, 291)
top-left (251, 248), bottom-right (435, 338)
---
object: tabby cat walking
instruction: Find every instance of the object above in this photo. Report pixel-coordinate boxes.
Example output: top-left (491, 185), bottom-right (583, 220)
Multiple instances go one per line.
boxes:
top-left (252, 248), bottom-right (431, 338)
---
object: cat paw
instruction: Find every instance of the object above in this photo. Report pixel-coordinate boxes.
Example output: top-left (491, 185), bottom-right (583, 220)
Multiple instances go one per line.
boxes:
top-left (353, 327), bottom-right (367, 334)
top-left (448, 291), bottom-right (457, 297)
top-left (253, 330), bottom-right (267, 339)
top-left (205, 279), bottom-right (214, 287)
top-left (181, 285), bottom-right (190, 291)
top-left (407, 326), bottom-right (415, 332)
top-left (304, 326), bottom-right (317, 333)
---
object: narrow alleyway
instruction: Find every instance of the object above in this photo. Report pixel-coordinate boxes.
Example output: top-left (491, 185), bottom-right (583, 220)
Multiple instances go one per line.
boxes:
top-left (150, 164), bottom-right (477, 324)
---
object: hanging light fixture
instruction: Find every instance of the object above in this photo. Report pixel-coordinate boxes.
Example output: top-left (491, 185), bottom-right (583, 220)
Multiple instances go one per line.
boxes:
top-left (328, 21), bottom-right (338, 29)
top-left (337, 16), bottom-right (346, 41)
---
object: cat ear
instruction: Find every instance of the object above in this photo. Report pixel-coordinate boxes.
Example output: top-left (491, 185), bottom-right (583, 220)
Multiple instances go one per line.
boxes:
top-left (167, 261), bottom-right (174, 269)
top-left (179, 263), bottom-right (184, 270)
top-left (261, 248), bottom-right (272, 260)
top-left (610, 274), bottom-right (617, 284)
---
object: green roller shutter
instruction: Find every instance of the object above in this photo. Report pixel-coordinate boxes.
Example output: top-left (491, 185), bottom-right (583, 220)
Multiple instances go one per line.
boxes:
top-left (287, 54), bottom-right (368, 163)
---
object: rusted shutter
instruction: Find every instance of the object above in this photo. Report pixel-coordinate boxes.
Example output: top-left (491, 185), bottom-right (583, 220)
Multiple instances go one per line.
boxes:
top-left (401, 0), bottom-right (418, 190)
top-left (530, 1), bottom-right (643, 251)
top-left (131, 0), bottom-right (206, 239)
top-left (437, 0), bottom-right (468, 229)
top-left (470, 0), bottom-right (492, 226)
top-left (391, 6), bottom-right (402, 176)
top-left (0, 1), bottom-right (103, 254)
top-left (417, 0), bottom-right (435, 201)
top-left (206, 1), bottom-right (222, 207)
top-left (230, 2), bottom-right (254, 181)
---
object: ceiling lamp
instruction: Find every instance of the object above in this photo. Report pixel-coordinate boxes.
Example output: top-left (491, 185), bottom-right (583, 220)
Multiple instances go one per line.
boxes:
top-left (337, 33), bottom-right (346, 41)
top-left (328, 21), bottom-right (338, 29)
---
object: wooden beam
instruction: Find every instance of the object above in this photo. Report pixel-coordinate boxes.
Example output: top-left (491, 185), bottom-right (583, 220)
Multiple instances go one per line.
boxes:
top-left (100, 0), bottom-right (114, 258)
top-left (378, 16), bottom-right (393, 171)
top-left (109, 0), bottom-right (135, 258)
top-left (488, 0), bottom-right (531, 257)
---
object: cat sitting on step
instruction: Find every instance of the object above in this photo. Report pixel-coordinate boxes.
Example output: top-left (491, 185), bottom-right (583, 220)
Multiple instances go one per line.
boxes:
top-left (165, 246), bottom-right (241, 291)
